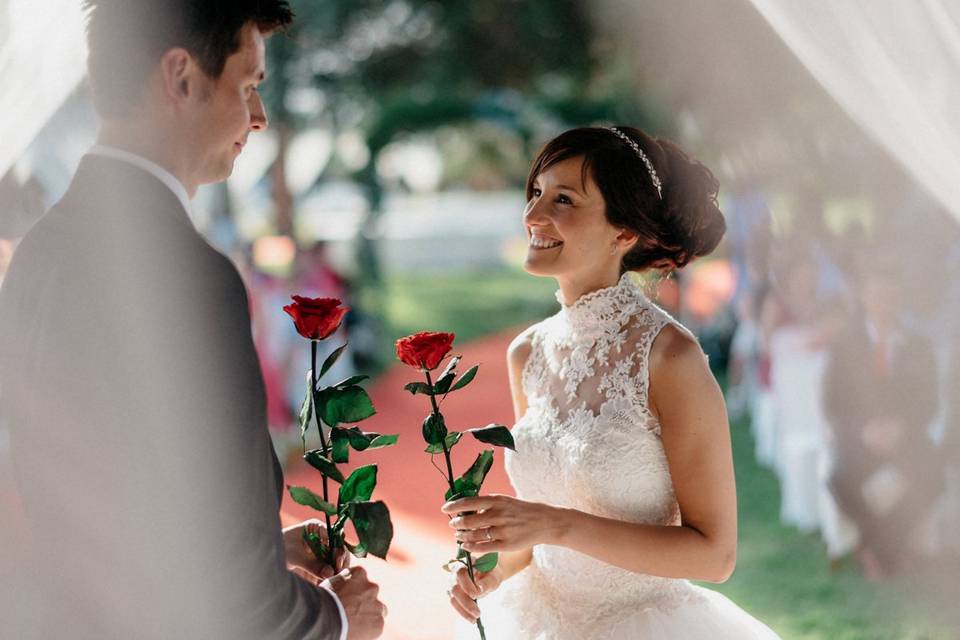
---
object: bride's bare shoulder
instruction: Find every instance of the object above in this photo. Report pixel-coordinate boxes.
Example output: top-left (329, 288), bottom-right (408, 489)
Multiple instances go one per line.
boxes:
top-left (649, 322), bottom-right (703, 367)
top-left (507, 324), bottom-right (537, 370)
top-left (648, 322), bottom-right (720, 421)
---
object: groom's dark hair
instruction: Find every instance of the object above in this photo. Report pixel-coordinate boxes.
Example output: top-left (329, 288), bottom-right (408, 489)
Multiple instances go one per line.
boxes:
top-left (82, 0), bottom-right (293, 118)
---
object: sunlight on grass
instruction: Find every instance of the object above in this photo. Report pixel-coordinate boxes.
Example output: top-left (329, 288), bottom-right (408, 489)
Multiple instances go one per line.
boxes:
top-left (382, 267), bottom-right (558, 345)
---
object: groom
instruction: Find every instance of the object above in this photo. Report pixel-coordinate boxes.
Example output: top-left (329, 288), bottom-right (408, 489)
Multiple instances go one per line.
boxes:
top-left (0, 2), bottom-right (384, 638)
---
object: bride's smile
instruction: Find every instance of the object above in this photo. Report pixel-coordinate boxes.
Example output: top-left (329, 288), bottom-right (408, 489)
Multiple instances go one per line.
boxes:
top-left (522, 154), bottom-right (639, 305)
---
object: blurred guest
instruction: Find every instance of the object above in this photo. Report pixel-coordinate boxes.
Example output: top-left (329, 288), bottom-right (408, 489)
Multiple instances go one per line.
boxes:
top-left (765, 251), bottom-right (829, 533)
top-left (823, 258), bottom-right (944, 580)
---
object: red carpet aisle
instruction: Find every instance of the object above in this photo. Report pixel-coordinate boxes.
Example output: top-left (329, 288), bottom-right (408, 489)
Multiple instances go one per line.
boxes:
top-left (281, 329), bottom-right (520, 640)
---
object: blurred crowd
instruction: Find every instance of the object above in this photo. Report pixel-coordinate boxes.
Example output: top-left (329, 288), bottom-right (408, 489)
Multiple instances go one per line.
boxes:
top-left (725, 192), bottom-right (960, 581)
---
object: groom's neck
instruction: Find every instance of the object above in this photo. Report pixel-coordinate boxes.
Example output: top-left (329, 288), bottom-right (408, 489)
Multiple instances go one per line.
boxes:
top-left (96, 119), bottom-right (199, 198)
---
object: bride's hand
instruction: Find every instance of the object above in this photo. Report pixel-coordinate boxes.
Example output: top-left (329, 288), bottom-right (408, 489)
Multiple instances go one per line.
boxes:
top-left (447, 561), bottom-right (503, 624)
top-left (442, 494), bottom-right (567, 553)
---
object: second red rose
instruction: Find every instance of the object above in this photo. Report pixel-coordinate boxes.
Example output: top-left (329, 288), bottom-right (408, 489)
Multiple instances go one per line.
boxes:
top-left (396, 331), bottom-right (456, 370)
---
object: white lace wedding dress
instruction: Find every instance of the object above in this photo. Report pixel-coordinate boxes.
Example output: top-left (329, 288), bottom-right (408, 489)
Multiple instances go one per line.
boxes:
top-left (456, 273), bottom-right (780, 639)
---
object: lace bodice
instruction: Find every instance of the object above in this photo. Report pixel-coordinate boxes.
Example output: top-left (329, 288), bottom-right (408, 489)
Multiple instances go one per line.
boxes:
top-left (502, 272), bottom-right (703, 632)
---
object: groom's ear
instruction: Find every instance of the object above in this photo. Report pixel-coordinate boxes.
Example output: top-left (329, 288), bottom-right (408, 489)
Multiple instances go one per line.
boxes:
top-left (158, 48), bottom-right (200, 107)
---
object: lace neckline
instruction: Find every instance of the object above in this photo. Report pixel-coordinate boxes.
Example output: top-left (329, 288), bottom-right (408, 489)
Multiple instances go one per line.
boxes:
top-left (554, 272), bottom-right (647, 339)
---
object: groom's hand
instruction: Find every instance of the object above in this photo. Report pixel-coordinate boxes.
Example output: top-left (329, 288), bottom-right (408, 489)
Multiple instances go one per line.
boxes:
top-left (324, 566), bottom-right (387, 640)
top-left (283, 519), bottom-right (350, 581)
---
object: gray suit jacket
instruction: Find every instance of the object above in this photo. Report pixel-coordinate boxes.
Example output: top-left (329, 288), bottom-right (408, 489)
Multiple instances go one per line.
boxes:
top-left (0, 155), bottom-right (343, 639)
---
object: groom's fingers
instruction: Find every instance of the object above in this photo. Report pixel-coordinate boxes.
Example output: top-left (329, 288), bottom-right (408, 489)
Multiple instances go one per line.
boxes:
top-left (290, 565), bottom-right (319, 585)
top-left (317, 565), bottom-right (336, 580)
top-left (322, 567), bottom-right (354, 591)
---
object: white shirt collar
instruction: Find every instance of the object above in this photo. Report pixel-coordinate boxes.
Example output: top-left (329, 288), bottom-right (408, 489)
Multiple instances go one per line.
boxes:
top-left (87, 145), bottom-right (194, 223)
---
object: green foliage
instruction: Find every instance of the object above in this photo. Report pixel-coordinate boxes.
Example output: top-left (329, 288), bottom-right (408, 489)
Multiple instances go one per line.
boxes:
top-left (317, 385), bottom-right (377, 427)
top-left (448, 364), bottom-right (479, 393)
top-left (433, 370), bottom-right (457, 395)
top-left (319, 343), bottom-right (348, 380)
top-left (304, 449), bottom-right (345, 484)
top-left (422, 412), bottom-right (448, 445)
top-left (303, 528), bottom-right (328, 561)
top-left (331, 427), bottom-right (399, 463)
top-left (474, 552), bottom-right (499, 574)
top-left (298, 373), bottom-right (313, 447)
top-left (332, 374), bottom-right (370, 388)
top-left (445, 449), bottom-right (494, 501)
top-left (339, 465), bottom-right (378, 506)
top-left (404, 381), bottom-right (435, 396)
top-left (348, 501), bottom-right (393, 559)
top-left (467, 424), bottom-right (514, 450)
top-left (424, 431), bottom-right (463, 454)
top-left (288, 485), bottom-right (338, 516)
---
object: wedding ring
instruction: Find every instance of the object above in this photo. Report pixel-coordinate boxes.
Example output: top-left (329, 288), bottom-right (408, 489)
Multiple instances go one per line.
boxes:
top-left (485, 528), bottom-right (493, 541)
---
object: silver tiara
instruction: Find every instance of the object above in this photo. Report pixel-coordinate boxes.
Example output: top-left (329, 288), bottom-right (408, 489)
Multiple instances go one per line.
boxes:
top-left (609, 127), bottom-right (662, 199)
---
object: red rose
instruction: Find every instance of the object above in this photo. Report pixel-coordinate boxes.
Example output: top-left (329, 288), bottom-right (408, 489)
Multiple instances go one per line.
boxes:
top-left (396, 332), bottom-right (456, 370)
top-left (283, 296), bottom-right (349, 341)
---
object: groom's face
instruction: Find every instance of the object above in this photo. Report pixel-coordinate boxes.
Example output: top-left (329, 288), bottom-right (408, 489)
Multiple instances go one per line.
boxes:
top-left (187, 23), bottom-right (269, 185)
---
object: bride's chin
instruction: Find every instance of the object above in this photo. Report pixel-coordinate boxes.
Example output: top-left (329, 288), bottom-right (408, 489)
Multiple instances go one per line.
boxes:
top-left (522, 258), bottom-right (558, 278)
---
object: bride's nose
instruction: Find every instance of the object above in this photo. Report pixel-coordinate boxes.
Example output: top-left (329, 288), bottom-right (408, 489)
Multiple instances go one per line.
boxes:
top-left (524, 196), bottom-right (549, 225)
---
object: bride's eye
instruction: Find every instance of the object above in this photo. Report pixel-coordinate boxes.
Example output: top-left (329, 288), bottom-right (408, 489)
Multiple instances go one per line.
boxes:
top-left (556, 194), bottom-right (572, 205)
top-left (531, 187), bottom-right (543, 198)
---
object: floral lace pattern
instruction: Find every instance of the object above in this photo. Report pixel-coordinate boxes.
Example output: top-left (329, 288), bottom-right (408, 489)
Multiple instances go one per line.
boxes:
top-left (503, 273), bottom-right (704, 631)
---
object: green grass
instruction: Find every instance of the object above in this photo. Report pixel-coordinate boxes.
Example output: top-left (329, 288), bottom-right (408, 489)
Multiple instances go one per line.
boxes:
top-left (377, 267), bottom-right (958, 639)
top-left (710, 416), bottom-right (956, 640)
top-left (380, 267), bottom-right (559, 347)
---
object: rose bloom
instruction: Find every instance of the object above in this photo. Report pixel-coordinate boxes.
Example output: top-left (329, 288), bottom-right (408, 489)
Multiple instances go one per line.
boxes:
top-left (396, 332), bottom-right (456, 370)
top-left (283, 296), bottom-right (349, 341)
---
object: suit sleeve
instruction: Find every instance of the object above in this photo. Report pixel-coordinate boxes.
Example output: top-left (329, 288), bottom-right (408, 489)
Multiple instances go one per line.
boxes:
top-left (113, 245), bottom-right (346, 640)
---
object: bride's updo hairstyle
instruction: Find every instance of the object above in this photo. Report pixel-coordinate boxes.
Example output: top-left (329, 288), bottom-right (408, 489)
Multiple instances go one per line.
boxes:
top-left (525, 126), bottom-right (725, 272)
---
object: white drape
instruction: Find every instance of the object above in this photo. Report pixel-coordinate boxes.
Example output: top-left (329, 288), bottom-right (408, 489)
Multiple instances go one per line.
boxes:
top-left (749, 0), bottom-right (960, 222)
top-left (0, 0), bottom-right (88, 178)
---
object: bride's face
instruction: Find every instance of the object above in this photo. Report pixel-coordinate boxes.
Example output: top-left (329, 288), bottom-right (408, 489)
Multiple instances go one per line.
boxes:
top-left (523, 156), bottom-right (625, 282)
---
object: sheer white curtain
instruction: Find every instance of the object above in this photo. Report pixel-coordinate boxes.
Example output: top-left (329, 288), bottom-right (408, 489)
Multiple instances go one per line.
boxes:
top-left (0, 0), bottom-right (88, 178)
top-left (749, 0), bottom-right (960, 222)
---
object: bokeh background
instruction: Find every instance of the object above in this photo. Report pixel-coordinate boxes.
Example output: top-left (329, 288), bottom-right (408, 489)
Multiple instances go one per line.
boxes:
top-left (2, 1), bottom-right (959, 638)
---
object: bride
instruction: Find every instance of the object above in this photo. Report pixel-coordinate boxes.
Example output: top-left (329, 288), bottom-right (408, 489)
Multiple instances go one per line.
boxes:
top-left (441, 126), bottom-right (781, 639)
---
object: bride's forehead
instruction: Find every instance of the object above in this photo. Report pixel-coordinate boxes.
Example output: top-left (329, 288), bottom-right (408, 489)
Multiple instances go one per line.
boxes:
top-left (536, 157), bottom-right (599, 194)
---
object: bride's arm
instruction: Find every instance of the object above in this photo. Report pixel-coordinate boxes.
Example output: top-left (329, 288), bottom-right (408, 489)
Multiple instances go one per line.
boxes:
top-left (494, 329), bottom-right (536, 581)
top-left (447, 324), bottom-right (738, 584)
top-left (446, 330), bottom-right (536, 623)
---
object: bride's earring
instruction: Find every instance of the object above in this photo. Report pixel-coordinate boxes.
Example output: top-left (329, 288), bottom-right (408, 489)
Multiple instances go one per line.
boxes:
top-left (610, 245), bottom-right (618, 256)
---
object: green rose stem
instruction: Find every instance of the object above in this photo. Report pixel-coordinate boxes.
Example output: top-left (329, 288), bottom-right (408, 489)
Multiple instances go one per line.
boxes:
top-left (424, 368), bottom-right (487, 640)
top-left (311, 340), bottom-right (337, 569)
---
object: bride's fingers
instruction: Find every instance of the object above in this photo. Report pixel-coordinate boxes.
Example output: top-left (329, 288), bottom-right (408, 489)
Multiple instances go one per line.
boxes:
top-left (442, 495), bottom-right (507, 515)
top-left (449, 595), bottom-right (479, 624)
top-left (476, 571), bottom-right (499, 595)
top-left (462, 539), bottom-right (502, 553)
top-left (449, 585), bottom-right (481, 621)
top-left (454, 527), bottom-right (496, 544)
top-left (455, 565), bottom-right (482, 598)
top-left (449, 512), bottom-right (505, 530)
